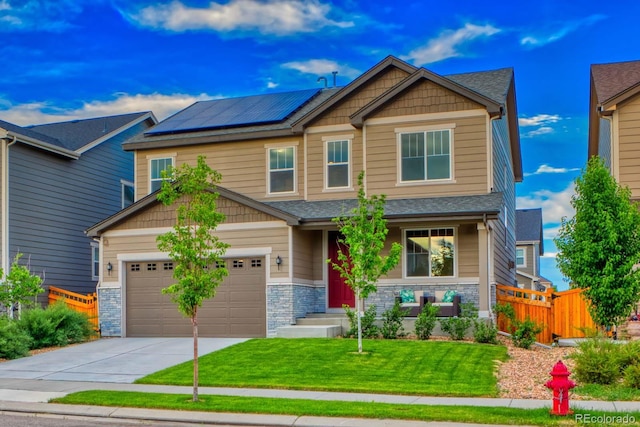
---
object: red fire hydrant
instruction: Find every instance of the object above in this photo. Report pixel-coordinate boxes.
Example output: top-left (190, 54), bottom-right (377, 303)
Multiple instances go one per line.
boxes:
top-left (545, 360), bottom-right (576, 416)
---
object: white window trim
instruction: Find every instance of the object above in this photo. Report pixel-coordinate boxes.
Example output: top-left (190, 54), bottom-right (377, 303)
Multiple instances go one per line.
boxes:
top-left (121, 179), bottom-right (134, 209)
top-left (516, 247), bottom-right (527, 268)
top-left (324, 138), bottom-right (353, 191)
top-left (148, 156), bottom-right (175, 194)
top-left (396, 127), bottom-right (455, 185)
top-left (91, 242), bottom-right (100, 281)
top-left (266, 145), bottom-right (297, 195)
top-left (402, 227), bottom-right (457, 279)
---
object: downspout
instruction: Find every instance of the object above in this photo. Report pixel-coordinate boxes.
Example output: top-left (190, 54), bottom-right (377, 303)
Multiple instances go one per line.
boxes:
top-left (1, 133), bottom-right (17, 317)
top-left (483, 213), bottom-right (492, 320)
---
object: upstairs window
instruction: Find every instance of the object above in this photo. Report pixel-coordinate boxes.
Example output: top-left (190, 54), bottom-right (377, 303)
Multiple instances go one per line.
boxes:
top-left (150, 157), bottom-right (173, 193)
top-left (91, 243), bottom-right (99, 280)
top-left (405, 228), bottom-right (455, 277)
top-left (516, 248), bottom-right (526, 267)
top-left (268, 147), bottom-right (295, 193)
top-left (399, 129), bottom-right (452, 182)
top-left (121, 179), bottom-right (134, 208)
top-left (326, 140), bottom-right (350, 189)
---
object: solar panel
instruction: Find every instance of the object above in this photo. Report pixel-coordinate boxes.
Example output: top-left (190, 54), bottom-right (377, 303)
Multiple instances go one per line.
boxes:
top-left (146, 88), bottom-right (321, 135)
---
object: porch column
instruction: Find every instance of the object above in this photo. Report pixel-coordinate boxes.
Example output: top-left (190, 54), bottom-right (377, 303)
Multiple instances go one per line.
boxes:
top-left (477, 222), bottom-right (489, 316)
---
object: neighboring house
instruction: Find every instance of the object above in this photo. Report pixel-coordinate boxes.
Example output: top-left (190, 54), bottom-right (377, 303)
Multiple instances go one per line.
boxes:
top-left (0, 112), bottom-right (156, 303)
top-left (86, 55), bottom-right (522, 338)
top-left (589, 59), bottom-right (640, 199)
top-left (515, 208), bottom-right (552, 291)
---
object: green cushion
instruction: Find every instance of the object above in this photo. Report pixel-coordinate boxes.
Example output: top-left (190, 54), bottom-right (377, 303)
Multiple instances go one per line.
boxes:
top-left (442, 290), bottom-right (457, 303)
top-left (399, 289), bottom-right (415, 303)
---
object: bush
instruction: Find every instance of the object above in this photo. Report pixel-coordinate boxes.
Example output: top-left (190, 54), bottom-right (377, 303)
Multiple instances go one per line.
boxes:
top-left (572, 338), bottom-right (622, 385)
top-left (0, 316), bottom-right (32, 359)
top-left (19, 302), bottom-right (93, 349)
top-left (415, 302), bottom-right (439, 340)
top-left (381, 301), bottom-right (409, 339)
top-left (473, 319), bottom-right (499, 344)
top-left (440, 302), bottom-right (477, 340)
top-left (343, 304), bottom-right (379, 339)
top-left (623, 364), bottom-right (640, 389)
top-left (511, 318), bottom-right (543, 349)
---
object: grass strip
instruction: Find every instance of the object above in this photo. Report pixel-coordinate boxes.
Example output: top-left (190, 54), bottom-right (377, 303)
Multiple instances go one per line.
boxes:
top-left (137, 338), bottom-right (508, 397)
top-left (52, 390), bottom-right (640, 426)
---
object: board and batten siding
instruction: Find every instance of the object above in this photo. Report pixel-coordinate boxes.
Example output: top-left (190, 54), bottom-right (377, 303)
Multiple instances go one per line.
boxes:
top-left (365, 114), bottom-right (488, 198)
top-left (617, 95), bottom-right (640, 199)
top-left (135, 136), bottom-right (303, 202)
top-left (9, 122), bottom-right (140, 294)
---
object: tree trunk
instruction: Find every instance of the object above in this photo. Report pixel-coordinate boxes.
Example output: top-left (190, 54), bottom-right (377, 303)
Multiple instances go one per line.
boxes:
top-left (192, 308), bottom-right (199, 402)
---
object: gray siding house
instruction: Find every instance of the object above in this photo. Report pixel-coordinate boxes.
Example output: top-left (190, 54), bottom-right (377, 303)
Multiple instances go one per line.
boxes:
top-left (0, 112), bottom-right (156, 301)
top-left (515, 208), bottom-right (552, 291)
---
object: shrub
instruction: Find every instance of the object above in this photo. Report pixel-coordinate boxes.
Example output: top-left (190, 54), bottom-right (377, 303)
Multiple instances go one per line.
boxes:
top-left (343, 304), bottom-right (379, 339)
top-left (0, 316), bottom-right (31, 359)
top-left (380, 301), bottom-right (409, 339)
top-left (473, 319), bottom-right (499, 344)
top-left (511, 318), bottom-right (543, 349)
top-left (19, 301), bottom-right (93, 349)
top-left (571, 338), bottom-right (622, 385)
top-left (440, 302), bottom-right (477, 340)
top-left (623, 364), bottom-right (640, 389)
top-left (415, 302), bottom-right (439, 340)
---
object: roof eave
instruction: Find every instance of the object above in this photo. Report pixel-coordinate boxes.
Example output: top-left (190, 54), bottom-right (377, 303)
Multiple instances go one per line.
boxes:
top-left (9, 132), bottom-right (80, 159)
top-left (76, 112), bottom-right (157, 154)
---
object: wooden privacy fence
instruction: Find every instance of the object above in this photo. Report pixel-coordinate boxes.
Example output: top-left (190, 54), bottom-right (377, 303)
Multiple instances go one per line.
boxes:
top-left (48, 286), bottom-right (99, 332)
top-left (495, 284), bottom-right (597, 344)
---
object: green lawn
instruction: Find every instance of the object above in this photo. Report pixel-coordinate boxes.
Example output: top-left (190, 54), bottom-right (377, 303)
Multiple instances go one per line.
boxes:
top-left (52, 391), bottom-right (640, 427)
top-left (138, 338), bottom-right (507, 397)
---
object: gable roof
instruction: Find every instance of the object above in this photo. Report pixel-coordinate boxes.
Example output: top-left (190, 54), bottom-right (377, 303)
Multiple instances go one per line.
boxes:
top-left (591, 60), bottom-right (640, 109)
top-left (516, 208), bottom-right (544, 255)
top-left (0, 118), bottom-right (79, 159)
top-left (28, 112), bottom-right (155, 153)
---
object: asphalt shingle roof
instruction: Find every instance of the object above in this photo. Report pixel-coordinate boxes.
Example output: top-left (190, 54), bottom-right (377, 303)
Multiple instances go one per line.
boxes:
top-left (445, 68), bottom-right (513, 105)
top-left (265, 192), bottom-right (504, 222)
top-left (0, 118), bottom-right (64, 147)
top-left (591, 60), bottom-right (640, 104)
top-left (28, 112), bottom-right (149, 151)
top-left (516, 208), bottom-right (543, 254)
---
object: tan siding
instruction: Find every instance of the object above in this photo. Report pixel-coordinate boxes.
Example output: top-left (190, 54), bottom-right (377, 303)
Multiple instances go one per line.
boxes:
top-left (292, 228), bottom-right (314, 281)
top-left (306, 130), bottom-right (363, 200)
top-left (103, 226), bottom-right (289, 280)
top-left (366, 115), bottom-right (488, 197)
top-left (135, 137), bottom-right (302, 201)
top-left (311, 232), bottom-right (324, 281)
top-left (618, 95), bottom-right (640, 198)
top-left (371, 80), bottom-right (484, 119)
top-left (312, 68), bottom-right (411, 127)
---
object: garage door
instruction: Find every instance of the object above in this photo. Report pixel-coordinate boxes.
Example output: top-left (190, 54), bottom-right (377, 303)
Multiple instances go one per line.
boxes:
top-left (125, 258), bottom-right (266, 337)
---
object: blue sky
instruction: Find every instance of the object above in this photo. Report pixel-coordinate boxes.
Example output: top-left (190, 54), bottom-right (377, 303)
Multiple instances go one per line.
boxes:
top-left (2, 0), bottom-right (639, 289)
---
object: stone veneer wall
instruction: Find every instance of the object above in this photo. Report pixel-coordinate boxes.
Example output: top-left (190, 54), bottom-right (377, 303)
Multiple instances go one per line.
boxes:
top-left (267, 283), bottom-right (325, 336)
top-left (97, 286), bottom-right (122, 337)
top-left (365, 284), bottom-right (480, 316)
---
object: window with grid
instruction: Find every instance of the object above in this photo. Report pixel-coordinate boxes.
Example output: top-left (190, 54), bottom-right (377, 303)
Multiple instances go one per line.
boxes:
top-left (516, 248), bottom-right (526, 267)
top-left (326, 140), bottom-right (349, 188)
top-left (405, 228), bottom-right (455, 277)
top-left (91, 244), bottom-right (99, 280)
top-left (268, 147), bottom-right (295, 193)
top-left (400, 129), bottom-right (451, 182)
top-left (150, 158), bottom-right (173, 193)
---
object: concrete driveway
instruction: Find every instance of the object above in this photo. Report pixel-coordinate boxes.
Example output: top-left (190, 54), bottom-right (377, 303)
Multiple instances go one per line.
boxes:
top-left (0, 338), bottom-right (248, 383)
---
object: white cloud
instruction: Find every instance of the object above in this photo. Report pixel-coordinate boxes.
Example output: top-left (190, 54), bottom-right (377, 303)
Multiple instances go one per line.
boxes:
top-left (1, 92), bottom-right (212, 126)
top-left (402, 23), bottom-right (501, 65)
top-left (519, 114), bottom-right (561, 127)
top-left (517, 183), bottom-right (576, 238)
top-left (0, 0), bottom-right (84, 32)
top-left (282, 59), bottom-right (361, 79)
top-left (520, 14), bottom-right (606, 47)
top-left (522, 126), bottom-right (554, 138)
top-left (127, 0), bottom-right (353, 35)
top-left (541, 252), bottom-right (558, 259)
top-left (524, 164), bottom-right (581, 177)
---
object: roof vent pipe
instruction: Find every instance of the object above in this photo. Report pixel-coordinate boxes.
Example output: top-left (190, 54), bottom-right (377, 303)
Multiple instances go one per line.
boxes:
top-left (317, 76), bottom-right (328, 88)
top-left (332, 71), bottom-right (338, 87)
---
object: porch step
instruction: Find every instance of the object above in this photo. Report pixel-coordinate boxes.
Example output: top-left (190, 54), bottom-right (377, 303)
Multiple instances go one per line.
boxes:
top-left (276, 325), bottom-right (342, 338)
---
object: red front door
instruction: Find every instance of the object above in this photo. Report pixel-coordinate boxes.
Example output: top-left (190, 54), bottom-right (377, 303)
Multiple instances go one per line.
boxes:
top-left (328, 231), bottom-right (355, 308)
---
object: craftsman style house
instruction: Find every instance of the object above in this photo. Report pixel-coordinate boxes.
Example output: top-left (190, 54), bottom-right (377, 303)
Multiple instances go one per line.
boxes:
top-left (87, 56), bottom-right (523, 338)
top-left (0, 112), bottom-right (156, 304)
top-left (515, 208), bottom-right (552, 291)
top-left (589, 59), bottom-right (640, 201)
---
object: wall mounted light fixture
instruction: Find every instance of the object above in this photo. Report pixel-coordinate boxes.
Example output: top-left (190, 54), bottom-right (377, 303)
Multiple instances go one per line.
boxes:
top-left (107, 262), bottom-right (113, 275)
top-left (275, 255), bottom-right (282, 270)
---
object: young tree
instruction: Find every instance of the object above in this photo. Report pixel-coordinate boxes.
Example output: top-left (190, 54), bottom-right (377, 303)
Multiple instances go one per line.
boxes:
top-left (0, 253), bottom-right (44, 319)
top-left (329, 171), bottom-right (402, 353)
top-left (555, 156), bottom-right (640, 330)
top-left (156, 155), bottom-right (229, 402)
